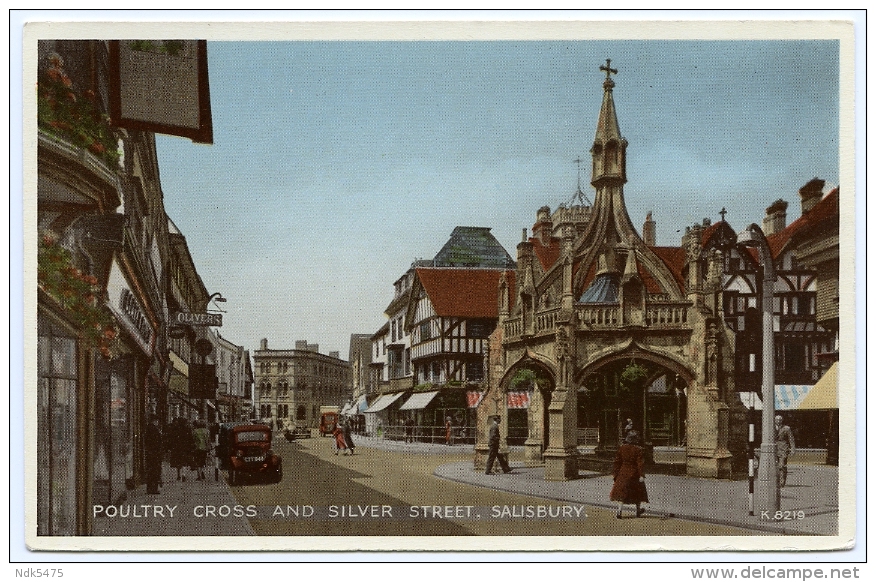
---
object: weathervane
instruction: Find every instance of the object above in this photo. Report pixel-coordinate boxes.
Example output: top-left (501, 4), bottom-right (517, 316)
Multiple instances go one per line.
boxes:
top-left (566, 158), bottom-right (592, 207)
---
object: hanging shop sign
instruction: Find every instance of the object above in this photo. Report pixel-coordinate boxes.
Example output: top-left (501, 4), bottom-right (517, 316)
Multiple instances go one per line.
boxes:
top-left (174, 311), bottom-right (222, 327)
top-left (189, 363), bottom-right (218, 400)
top-left (108, 40), bottom-right (213, 144)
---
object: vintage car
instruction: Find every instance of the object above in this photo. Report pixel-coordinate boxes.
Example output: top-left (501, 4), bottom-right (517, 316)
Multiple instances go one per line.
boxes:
top-left (217, 423), bottom-right (282, 485)
top-left (319, 411), bottom-right (339, 436)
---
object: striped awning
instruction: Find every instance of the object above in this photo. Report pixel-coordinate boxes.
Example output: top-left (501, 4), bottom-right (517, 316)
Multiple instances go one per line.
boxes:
top-left (356, 395), bottom-right (369, 413)
top-left (466, 391), bottom-right (484, 408)
top-left (775, 384), bottom-right (813, 411)
top-left (399, 391), bottom-right (439, 410)
top-left (507, 391), bottom-right (531, 409)
top-left (363, 392), bottom-right (405, 413)
top-left (739, 386), bottom-right (817, 411)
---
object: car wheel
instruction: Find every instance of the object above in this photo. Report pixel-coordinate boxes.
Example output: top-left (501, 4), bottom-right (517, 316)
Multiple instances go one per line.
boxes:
top-left (274, 462), bottom-right (283, 484)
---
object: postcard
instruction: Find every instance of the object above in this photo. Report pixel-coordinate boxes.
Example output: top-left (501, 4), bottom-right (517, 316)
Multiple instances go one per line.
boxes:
top-left (20, 17), bottom-right (857, 554)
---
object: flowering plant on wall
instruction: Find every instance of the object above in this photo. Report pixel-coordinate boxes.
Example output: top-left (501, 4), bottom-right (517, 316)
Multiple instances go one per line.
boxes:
top-left (38, 235), bottom-right (120, 359)
top-left (37, 52), bottom-right (120, 168)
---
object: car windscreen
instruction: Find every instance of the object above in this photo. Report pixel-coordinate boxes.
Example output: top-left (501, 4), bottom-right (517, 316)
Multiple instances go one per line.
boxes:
top-left (235, 431), bottom-right (269, 443)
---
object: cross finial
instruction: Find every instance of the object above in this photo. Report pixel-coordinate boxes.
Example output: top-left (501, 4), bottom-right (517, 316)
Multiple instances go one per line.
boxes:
top-left (719, 207), bottom-right (727, 222)
top-left (600, 58), bottom-right (618, 79)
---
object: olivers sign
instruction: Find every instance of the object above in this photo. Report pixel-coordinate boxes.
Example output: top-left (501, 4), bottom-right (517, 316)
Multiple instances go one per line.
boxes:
top-left (173, 311), bottom-right (222, 327)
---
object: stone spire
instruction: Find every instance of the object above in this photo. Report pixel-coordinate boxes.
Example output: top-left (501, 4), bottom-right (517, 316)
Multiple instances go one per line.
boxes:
top-left (591, 59), bottom-right (627, 186)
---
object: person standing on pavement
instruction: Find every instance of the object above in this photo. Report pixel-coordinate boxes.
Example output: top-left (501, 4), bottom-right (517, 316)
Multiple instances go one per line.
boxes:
top-left (775, 414), bottom-right (796, 488)
top-left (610, 430), bottom-right (648, 518)
top-left (343, 418), bottom-right (356, 455)
top-left (169, 417), bottom-right (192, 481)
top-left (445, 416), bottom-right (453, 445)
top-left (191, 420), bottom-right (210, 481)
top-left (333, 421), bottom-right (347, 455)
top-left (145, 415), bottom-right (163, 494)
top-left (485, 415), bottom-right (512, 474)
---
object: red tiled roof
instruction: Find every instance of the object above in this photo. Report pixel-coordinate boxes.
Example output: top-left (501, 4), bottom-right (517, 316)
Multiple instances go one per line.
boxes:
top-left (649, 246), bottom-right (686, 289)
top-left (530, 236), bottom-right (562, 271)
top-left (700, 221), bottom-right (723, 246)
top-left (416, 268), bottom-right (515, 318)
top-left (766, 188), bottom-right (839, 258)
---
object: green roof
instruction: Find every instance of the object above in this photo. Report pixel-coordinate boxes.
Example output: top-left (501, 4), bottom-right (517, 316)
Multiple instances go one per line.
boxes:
top-left (432, 227), bottom-right (515, 269)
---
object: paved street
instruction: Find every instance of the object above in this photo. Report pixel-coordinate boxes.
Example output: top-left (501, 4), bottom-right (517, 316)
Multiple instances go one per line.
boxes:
top-left (93, 434), bottom-right (839, 539)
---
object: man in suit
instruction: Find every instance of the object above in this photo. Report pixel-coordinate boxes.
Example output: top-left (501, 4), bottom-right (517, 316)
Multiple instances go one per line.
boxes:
top-left (485, 415), bottom-right (512, 475)
top-left (775, 415), bottom-right (796, 487)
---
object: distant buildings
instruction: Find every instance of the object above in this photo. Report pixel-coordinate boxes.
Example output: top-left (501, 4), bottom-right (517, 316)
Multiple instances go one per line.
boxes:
top-left (252, 339), bottom-right (352, 430)
top-left (363, 227), bottom-right (514, 440)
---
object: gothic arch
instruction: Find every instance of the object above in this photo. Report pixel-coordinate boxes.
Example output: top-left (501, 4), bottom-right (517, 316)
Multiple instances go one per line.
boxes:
top-left (576, 341), bottom-right (695, 387)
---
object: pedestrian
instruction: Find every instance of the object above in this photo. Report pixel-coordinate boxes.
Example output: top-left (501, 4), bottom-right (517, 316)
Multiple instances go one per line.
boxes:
top-left (623, 418), bottom-right (634, 438)
top-left (169, 417), bottom-right (193, 482)
top-left (191, 420), bottom-right (210, 481)
top-left (333, 422), bottom-right (347, 455)
top-left (610, 430), bottom-right (648, 518)
top-left (144, 415), bottom-right (163, 494)
top-left (484, 415), bottom-right (512, 475)
top-left (445, 416), bottom-right (453, 445)
top-left (405, 417), bottom-right (414, 443)
top-left (775, 414), bottom-right (796, 488)
top-left (343, 418), bottom-right (356, 455)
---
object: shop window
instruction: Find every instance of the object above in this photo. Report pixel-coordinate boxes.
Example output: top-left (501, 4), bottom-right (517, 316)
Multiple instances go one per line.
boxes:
top-left (37, 319), bottom-right (79, 536)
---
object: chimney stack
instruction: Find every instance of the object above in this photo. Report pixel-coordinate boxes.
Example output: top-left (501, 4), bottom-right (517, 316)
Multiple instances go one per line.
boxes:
top-left (533, 205), bottom-right (553, 246)
top-left (642, 211), bottom-right (656, 246)
top-left (762, 199), bottom-right (788, 236)
top-left (799, 178), bottom-right (826, 215)
top-left (260, 338), bottom-right (268, 350)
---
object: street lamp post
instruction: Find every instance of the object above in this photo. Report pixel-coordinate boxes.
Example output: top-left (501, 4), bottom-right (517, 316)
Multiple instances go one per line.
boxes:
top-left (737, 223), bottom-right (780, 516)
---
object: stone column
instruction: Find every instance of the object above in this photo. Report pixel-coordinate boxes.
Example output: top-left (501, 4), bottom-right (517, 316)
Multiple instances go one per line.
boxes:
top-left (543, 324), bottom-right (579, 480)
top-left (523, 387), bottom-right (544, 466)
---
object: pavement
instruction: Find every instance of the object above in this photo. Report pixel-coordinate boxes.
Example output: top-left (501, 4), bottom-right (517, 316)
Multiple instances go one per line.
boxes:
top-left (92, 460), bottom-right (255, 536)
top-left (91, 434), bottom-right (838, 537)
top-left (356, 435), bottom-right (839, 536)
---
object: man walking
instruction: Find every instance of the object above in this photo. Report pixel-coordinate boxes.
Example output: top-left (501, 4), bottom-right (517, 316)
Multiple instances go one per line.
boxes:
top-left (485, 415), bottom-right (512, 475)
top-left (775, 414), bottom-right (796, 487)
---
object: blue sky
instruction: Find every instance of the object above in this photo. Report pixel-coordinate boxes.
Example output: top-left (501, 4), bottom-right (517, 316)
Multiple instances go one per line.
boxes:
top-left (155, 40), bottom-right (840, 358)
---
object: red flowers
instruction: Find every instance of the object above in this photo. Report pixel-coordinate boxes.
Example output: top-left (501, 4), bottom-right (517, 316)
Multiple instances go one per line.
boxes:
top-left (38, 235), bottom-right (120, 359)
top-left (38, 51), bottom-right (119, 167)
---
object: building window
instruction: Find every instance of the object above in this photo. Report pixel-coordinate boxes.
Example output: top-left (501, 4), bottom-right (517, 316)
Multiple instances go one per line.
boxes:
top-left (467, 360), bottom-right (484, 381)
top-left (420, 321), bottom-right (432, 341)
top-left (467, 320), bottom-right (491, 338)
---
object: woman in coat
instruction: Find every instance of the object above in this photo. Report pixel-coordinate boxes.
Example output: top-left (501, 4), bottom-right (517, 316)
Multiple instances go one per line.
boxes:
top-left (342, 418), bottom-right (355, 455)
top-left (609, 430), bottom-right (648, 518)
top-left (333, 422), bottom-right (347, 455)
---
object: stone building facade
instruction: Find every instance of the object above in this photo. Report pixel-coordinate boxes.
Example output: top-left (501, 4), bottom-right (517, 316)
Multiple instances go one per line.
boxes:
top-left (476, 61), bottom-right (839, 480)
top-left (253, 339), bottom-right (352, 431)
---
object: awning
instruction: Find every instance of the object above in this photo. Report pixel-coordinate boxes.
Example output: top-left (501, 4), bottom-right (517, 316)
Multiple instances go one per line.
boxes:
top-left (507, 391), bottom-right (531, 409)
top-left (466, 391), bottom-right (484, 408)
top-left (798, 363), bottom-right (838, 410)
top-left (739, 386), bottom-right (818, 411)
top-left (775, 384), bottom-right (813, 411)
top-left (399, 391), bottom-right (439, 410)
top-left (363, 392), bottom-right (405, 413)
top-left (356, 395), bottom-right (369, 413)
